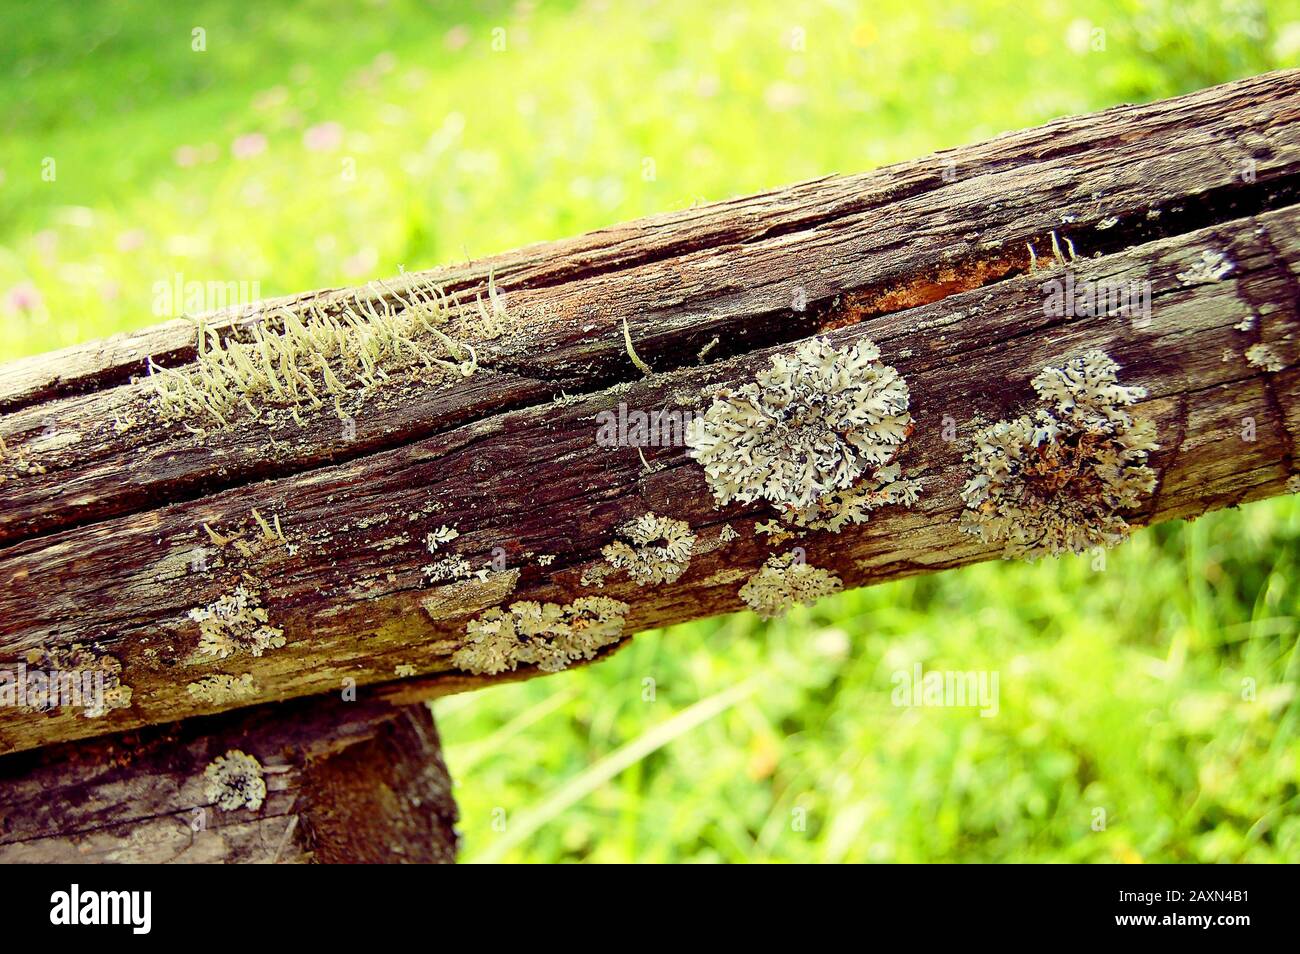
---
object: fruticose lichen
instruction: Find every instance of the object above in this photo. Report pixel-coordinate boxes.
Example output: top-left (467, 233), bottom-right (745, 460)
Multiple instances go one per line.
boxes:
top-left (147, 278), bottom-right (477, 430)
top-left (687, 337), bottom-right (917, 529)
top-left (203, 750), bottom-right (266, 811)
top-left (453, 596), bottom-right (630, 675)
top-left (959, 350), bottom-right (1158, 560)
top-left (601, 512), bottom-right (696, 585)
top-left (186, 673), bottom-right (259, 705)
top-left (190, 585), bottom-right (286, 659)
top-left (738, 550), bottom-right (843, 620)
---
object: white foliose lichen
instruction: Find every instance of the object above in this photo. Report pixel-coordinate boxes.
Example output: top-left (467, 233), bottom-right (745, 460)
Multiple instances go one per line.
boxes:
top-left (203, 749), bottom-right (266, 811)
top-left (739, 550), bottom-right (843, 620)
top-left (190, 585), bottom-right (286, 659)
top-left (959, 350), bottom-right (1158, 560)
top-left (425, 525), bottom-right (459, 552)
top-left (423, 554), bottom-right (472, 582)
top-left (453, 596), bottom-right (630, 675)
top-left (1176, 249), bottom-right (1234, 285)
top-left (601, 512), bottom-right (697, 585)
top-left (687, 337), bottom-right (917, 528)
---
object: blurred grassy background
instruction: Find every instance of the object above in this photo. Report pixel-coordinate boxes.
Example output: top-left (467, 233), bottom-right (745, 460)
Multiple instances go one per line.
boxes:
top-left (2, 0), bottom-right (1298, 862)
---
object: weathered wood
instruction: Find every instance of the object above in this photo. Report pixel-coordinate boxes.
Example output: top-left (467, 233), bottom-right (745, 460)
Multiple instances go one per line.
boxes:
top-left (0, 694), bottom-right (458, 863)
top-left (1, 70), bottom-right (1297, 755)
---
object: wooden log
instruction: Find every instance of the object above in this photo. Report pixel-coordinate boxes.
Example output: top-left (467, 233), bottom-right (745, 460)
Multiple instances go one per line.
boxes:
top-left (0, 694), bottom-right (458, 863)
top-left (1, 70), bottom-right (1298, 754)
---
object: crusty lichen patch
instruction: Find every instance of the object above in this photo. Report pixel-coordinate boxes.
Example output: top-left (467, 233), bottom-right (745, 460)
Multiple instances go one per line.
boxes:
top-left (453, 596), bottom-right (630, 675)
top-left (189, 585), bottom-right (286, 659)
top-left (687, 337), bottom-right (917, 529)
top-left (23, 644), bottom-right (132, 719)
top-left (738, 551), bottom-right (843, 620)
top-left (203, 750), bottom-right (266, 811)
top-left (960, 350), bottom-right (1158, 560)
top-left (186, 673), bottom-right (259, 705)
top-left (601, 512), bottom-right (696, 585)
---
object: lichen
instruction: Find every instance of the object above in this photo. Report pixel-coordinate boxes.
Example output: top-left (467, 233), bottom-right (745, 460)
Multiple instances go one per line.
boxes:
top-left (453, 596), bottom-right (630, 675)
top-left (718, 525), bottom-right (739, 543)
top-left (186, 673), bottom-right (259, 705)
top-left (1288, 474), bottom-right (1300, 495)
top-left (425, 525), bottom-right (459, 552)
top-left (189, 585), bottom-right (286, 659)
top-left (1245, 343), bottom-right (1285, 372)
top-left (394, 663), bottom-right (417, 677)
top-left (23, 643), bottom-right (133, 719)
top-left (687, 337), bottom-right (916, 528)
top-left (203, 750), bottom-right (266, 811)
top-left (1176, 249), bottom-right (1234, 285)
top-left (959, 350), bottom-right (1158, 560)
top-left (423, 554), bottom-right (472, 582)
top-left (146, 278), bottom-right (477, 430)
top-left (738, 551), bottom-right (843, 620)
top-left (601, 512), bottom-right (696, 585)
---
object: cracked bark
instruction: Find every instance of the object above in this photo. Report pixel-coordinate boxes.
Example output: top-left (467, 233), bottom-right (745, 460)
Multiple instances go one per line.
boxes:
top-left (0, 70), bottom-right (1297, 762)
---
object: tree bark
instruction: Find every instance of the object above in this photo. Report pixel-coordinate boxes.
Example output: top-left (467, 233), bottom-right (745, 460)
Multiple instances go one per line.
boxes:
top-left (0, 694), bottom-right (458, 863)
top-left (1, 70), bottom-right (1298, 755)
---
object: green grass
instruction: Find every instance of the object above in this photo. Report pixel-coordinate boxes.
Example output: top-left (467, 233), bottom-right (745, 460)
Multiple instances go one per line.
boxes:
top-left (2, 0), bottom-right (1298, 862)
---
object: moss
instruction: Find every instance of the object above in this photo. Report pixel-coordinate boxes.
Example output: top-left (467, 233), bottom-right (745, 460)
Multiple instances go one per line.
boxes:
top-left (189, 585), bottom-right (286, 659)
top-left (203, 750), bottom-right (266, 811)
top-left (186, 673), bottom-right (259, 705)
top-left (959, 350), bottom-right (1158, 560)
top-left (687, 337), bottom-right (917, 528)
top-left (738, 550), bottom-right (843, 620)
top-left (601, 512), bottom-right (696, 585)
top-left (453, 596), bottom-right (630, 675)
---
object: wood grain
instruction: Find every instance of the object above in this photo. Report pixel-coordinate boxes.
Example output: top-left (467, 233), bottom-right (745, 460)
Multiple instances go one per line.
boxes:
top-left (1, 70), bottom-right (1297, 755)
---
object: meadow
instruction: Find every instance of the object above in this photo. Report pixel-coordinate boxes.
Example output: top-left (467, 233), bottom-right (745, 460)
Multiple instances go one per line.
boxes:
top-left (2, 0), bottom-right (1298, 862)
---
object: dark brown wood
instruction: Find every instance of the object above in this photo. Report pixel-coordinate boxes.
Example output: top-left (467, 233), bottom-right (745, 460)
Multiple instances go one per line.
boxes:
top-left (0, 694), bottom-right (458, 863)
top-left (1, 70), bottom-right (1298, 755)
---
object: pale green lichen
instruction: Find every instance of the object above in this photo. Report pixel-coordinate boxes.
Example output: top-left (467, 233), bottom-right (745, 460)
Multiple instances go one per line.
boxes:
top-left (738, 551), bottom-right (843, 620)
top-left (147, 278), bottom-right (477, 430)
top-left (1245, 343), bottom-right (1286, 372)
top-left (203, 750), bottom-right (266, 811)
top-left (186, 673), bottom-right (259, 705)
top-left (394, 663), bottom-right (417, 677)
top-left (601, 512), bottom-right (696, 585)
top-left (453, 596), bottom-right (631, 675)
top-left (190, 585), bottom-right (286, 659)
top-left (959, 350), bottom-right (1158, 560)
top-left (687, 337), bottom-right (917, 528)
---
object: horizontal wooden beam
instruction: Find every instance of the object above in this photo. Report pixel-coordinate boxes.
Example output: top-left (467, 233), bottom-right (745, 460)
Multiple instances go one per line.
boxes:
top-left (1, 70), bottom-right (1297, 754)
